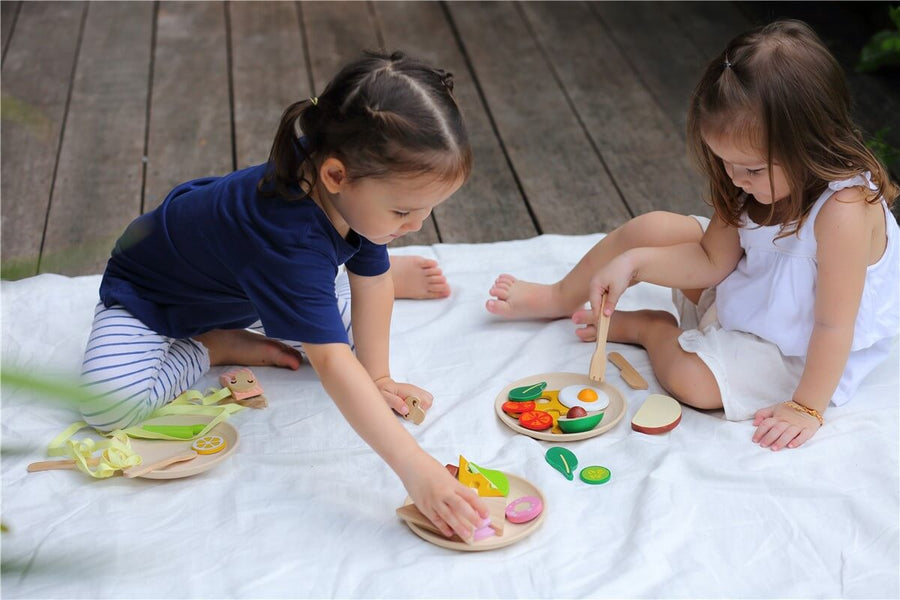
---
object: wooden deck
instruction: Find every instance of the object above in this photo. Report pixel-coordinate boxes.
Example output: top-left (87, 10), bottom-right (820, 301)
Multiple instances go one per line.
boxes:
top-left (2, 1), bottom-right (898, 279)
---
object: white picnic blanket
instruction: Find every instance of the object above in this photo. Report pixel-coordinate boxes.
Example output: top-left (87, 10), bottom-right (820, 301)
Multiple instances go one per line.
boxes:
top-left (2, 234), bottom-right (897, 598)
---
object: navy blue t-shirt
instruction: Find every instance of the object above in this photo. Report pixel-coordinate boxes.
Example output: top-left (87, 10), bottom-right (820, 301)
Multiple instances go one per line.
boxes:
top-left (99, 163), bottom-right (390, 344)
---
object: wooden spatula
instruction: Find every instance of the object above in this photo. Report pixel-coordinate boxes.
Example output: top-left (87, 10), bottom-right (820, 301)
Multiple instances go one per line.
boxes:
top-left (27, 449), bottom-right (198, 477)
top-left (588, 294), bottom-right (611, 383)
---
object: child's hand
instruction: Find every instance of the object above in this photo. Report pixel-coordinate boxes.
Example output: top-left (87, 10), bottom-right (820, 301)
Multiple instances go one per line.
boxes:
top-left (588, 254), bottom-right (638, 320)
top-left (752, 402), bottom-right (821, 450)
top-left (399, 453), bottom-right (489, 540)
top-left (374, 376), bottom-right (434, 417)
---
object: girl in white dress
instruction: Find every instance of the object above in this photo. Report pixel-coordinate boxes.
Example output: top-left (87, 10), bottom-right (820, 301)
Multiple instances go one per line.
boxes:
top-left (485, 20), bottom-right (899, 451)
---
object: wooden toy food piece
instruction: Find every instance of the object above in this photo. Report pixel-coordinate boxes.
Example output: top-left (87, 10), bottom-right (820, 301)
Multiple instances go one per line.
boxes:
top-left (579, 465), bottom-right (611, 485)
top-left (608, 352), bottom-right (649, 390)
top-left (556, 411), bottom-right (604, 434)
top-left (519, 410), bottom-right (553, 431)
top-left (469, 462), bottom-right (510, 497)
top-left (219, 368), bottom-right (267, 409)
top-left (397, 496), bottom-right (507, 543)
top-left (505, 495), bottom-right (543, 524)
top-left (631, 394), bottom-right (682, 434)
top-left (458, 455), bottom-right (506, 497)
top-left (508, 381), bottom-right (547, 401)
top-left (396, 503), bottom-right (473, 545)
top-left (191, 434), bottom-right (227, 455)
top-left (403, 396), bottom-right (426, 425)
top-left (545, 446), bottom-right (578, 480)
top-left (502, 400), bottom-right (535, 415)
top-left (558, 384), bottom-right (610, 411)
top-left (141, 424), bottom-right (206, 439)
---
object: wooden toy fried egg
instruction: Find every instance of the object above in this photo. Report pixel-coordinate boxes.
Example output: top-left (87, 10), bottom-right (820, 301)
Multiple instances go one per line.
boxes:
top-left (557, 384), bottom-right (610, 411)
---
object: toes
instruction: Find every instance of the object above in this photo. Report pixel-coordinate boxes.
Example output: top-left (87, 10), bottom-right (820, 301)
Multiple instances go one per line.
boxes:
top-left (485, 299), bottom-right (512, 316)
top-left (575, 325), bottom-right (597, 342)
top-left (489, 283), bottom-right (511, 300)
top-left (571, 308), bottom-right (594, 325)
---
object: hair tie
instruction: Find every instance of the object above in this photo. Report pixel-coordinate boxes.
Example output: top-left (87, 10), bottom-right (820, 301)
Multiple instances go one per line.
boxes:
top-left (723, 57), bottom-right (732, 69)
top-left (309, 97), bottom-right (319, 106)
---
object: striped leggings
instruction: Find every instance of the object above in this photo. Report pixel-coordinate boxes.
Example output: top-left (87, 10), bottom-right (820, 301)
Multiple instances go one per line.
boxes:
top-left (79, 272), bottom-right (353, 432)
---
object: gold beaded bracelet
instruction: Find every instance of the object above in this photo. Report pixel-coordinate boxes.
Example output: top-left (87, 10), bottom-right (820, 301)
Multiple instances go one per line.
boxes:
top-left (783, 400), bottom-right (824, 425)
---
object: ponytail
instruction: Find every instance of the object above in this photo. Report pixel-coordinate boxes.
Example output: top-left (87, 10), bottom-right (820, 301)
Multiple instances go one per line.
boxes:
top-left (258, 99), bottom-right (317, 201)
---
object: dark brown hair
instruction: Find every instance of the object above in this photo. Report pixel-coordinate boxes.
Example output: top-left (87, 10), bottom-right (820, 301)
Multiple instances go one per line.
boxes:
top-left (687, 19), bottom-right (897, 235)
top-left (259, 50), bottom-right (471, 200)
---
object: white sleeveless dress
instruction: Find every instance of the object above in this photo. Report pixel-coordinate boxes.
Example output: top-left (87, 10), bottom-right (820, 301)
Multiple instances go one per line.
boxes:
top-left (676, 173), bottom-right (899, 421)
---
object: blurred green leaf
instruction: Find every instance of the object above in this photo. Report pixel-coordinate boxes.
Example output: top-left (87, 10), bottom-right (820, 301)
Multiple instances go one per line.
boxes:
top-left (867, 127), bottom-right (900, 167)
top-left (857, 6), bottom-right (900, 73)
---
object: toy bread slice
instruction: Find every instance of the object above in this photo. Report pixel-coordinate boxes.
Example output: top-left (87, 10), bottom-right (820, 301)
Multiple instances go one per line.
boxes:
top-left (631, 394), bottom-right (682, 434)
top-left (396, 503), bottom-right (473, 544)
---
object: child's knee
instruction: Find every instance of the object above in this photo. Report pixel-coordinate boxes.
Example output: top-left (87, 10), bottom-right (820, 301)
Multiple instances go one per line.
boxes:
top-left (78, 387), bottom-right (153, 433)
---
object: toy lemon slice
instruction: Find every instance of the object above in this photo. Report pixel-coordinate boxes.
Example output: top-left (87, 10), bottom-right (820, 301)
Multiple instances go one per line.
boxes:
top-left (191, 434), bottom-right (227, 455)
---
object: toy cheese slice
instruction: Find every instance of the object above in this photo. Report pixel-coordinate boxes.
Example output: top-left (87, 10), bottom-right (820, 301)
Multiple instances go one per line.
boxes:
top-left (631, 394), bottom-right (682, 434)
top-left (458, 455), bottom-right (506, 497)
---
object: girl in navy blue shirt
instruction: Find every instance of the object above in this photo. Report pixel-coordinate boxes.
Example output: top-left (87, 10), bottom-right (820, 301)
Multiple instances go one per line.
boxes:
top-left (80, 51), bottom-right (488, 540)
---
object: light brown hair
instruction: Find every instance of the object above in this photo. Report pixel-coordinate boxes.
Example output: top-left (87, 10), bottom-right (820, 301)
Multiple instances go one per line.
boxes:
top-left (687, 20), bottom-right (897, 235)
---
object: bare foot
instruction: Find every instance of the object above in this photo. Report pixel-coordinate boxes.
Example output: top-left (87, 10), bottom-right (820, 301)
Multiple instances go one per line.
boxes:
top-left (485, 274), bottom-right (576, 319)
top-left (572, 308), bottom-right (677, 343)
top-left (195, 329), bottom-right (303, 369)
top-left (390, 255), bottom-right (451, 299)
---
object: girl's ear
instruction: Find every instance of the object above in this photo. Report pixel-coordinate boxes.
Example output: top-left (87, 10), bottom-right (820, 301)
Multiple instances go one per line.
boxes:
top-left (319, 157), bottom-right (347, 194)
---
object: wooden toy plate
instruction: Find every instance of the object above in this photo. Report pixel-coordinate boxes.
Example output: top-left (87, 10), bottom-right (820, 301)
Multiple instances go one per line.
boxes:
top-left (129, 415), bottom-right (239, 479)
top-left (494, 372), bottom-right (626, 441)
top-left (401, 474), bottom-right (546, 551)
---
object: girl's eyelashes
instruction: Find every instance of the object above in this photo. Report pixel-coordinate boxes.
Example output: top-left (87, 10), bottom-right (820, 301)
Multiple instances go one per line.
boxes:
top-left (746, 168), bottom-right (765, 176)
top-left (393, 210), bottom-right (410, 217)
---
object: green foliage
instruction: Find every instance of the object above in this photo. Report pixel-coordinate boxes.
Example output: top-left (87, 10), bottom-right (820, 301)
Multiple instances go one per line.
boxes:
top-left (0, 368), bottom-right (92, 407)
top-left (867, 127), bottom-right (900, 168)
top-left (857, 6), bottom-right (900, 73)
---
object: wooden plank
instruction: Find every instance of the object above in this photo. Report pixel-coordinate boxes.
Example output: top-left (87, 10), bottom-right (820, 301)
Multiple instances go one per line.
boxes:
top-left (300, 0), bottom-right (439, 245)
top-left (41, 1), bottom-right (152, 275)
top-left (668, 2), bottom-right (751, 62)
top-left (229, 1), bottom-right (310, 169)
top-left (520, 1), bottom-right (709, 218)
top-left (446, 1), bottom-right (630, 234)
top-left (373, 1), bottom-right (536, 243)
top-left (591, 1), bottom-right (712, 137)
top-left (301, 0), bottom-right (380, 94)
top-left (144, 1), bottom-right (231, 211)
top-left (0, 1), bottom-right (84, 279)
top-left (1, 0), bottom-right (21, 63)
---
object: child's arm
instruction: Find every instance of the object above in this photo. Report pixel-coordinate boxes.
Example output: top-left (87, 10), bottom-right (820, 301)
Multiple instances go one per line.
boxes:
top-left (346, 269), bottom-right (434, 415)
top-left (302, 341), bottom-right (489, 539)
top-left (589, 214), bottom-right (743, 315)
top-left (752, 189), bottom-right (870, 450)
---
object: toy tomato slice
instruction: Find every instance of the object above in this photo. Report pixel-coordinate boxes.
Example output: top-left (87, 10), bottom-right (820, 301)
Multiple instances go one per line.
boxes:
top-left (519, 410), bottom-right (553, 431)
top-left (502, 400), bottom-right (535, 415)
